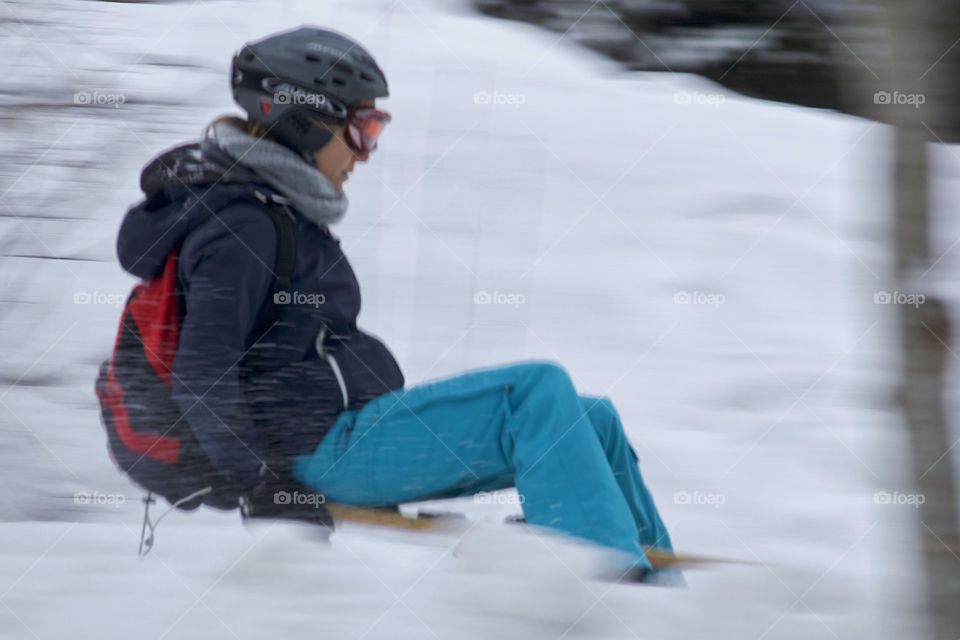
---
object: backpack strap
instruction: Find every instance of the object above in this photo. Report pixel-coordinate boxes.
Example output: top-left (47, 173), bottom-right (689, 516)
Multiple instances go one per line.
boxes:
top-left (250, 189), bottom-right (298, 337)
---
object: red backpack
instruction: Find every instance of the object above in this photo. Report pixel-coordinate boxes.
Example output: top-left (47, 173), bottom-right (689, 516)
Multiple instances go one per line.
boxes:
top-left (96, 193), bottom-right (297, 508)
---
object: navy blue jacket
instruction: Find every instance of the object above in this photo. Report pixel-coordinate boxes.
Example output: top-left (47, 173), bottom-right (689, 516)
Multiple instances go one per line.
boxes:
top-left (117, 173), bottom-right (404, 491)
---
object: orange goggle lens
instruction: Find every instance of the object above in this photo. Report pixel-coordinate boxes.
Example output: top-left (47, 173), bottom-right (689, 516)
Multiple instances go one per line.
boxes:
top-left (346, 108), bottom-right (391, 152)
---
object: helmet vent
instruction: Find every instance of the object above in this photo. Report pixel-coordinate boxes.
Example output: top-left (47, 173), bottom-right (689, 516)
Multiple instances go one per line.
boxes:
top-left (313, 77), bottom-right (327, 87)
top-left (332, 77), bottom-right (346, 87)
top-left (359, 72), bottom-right (374, 83)
top-left (305, 53), bottom-right (320, 63)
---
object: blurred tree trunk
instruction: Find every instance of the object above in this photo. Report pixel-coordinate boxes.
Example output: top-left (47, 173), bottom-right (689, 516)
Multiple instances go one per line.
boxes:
top-left (885, 1), bottom-right (960, 638)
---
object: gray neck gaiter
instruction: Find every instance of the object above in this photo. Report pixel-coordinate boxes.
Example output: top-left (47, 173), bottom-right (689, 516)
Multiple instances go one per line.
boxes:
top-left (209, 120), bottom-right (348, 228)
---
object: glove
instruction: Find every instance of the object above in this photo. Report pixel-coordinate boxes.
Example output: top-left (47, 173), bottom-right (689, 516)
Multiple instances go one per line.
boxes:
top-left (199, 468), bottom-right (261, 511)
top-left (168, 469), bottom-right (255, 512)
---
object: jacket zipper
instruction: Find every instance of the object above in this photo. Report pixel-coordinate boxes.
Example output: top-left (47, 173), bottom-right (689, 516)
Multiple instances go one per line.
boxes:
top-left (325, 352), bottom-right (349, 410)
top-left (315, 327), bottom-right (349, 410)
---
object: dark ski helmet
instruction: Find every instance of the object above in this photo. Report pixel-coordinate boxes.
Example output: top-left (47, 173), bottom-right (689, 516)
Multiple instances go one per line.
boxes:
top-left (231, 26), bottom-right (389, 156)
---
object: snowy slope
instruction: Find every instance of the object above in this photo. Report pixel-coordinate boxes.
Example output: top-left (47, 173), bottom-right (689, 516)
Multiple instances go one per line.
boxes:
top-left (0, 0), bottom-right (928, 638)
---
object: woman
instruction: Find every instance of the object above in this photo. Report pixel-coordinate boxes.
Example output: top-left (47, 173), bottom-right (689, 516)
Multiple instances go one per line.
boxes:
top-left (115, 26), bottom-right (673, 580)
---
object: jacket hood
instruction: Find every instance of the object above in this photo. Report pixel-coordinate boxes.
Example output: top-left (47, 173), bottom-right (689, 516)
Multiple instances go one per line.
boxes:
top-left (117, 139), bottom-right (266, 280)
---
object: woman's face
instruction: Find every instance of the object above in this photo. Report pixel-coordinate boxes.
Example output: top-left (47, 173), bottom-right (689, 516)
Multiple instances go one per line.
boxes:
top-left (311, 101), bottom-right (374, 192)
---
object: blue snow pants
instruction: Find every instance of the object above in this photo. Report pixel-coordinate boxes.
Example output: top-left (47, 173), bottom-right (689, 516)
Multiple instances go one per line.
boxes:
top-left (292, 361), bottom-right (673, 570)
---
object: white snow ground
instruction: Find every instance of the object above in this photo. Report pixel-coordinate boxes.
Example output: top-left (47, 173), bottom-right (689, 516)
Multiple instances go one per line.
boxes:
top-left (0, 0), bottom-right (943, 638)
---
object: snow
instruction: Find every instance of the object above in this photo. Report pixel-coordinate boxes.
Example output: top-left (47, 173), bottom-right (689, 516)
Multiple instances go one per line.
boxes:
top-left (0, 0), bottom-right (934, 637)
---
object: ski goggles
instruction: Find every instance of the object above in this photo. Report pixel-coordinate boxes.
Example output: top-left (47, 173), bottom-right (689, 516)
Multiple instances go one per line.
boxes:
top-left (345, 107), bottom-right (391, 153)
